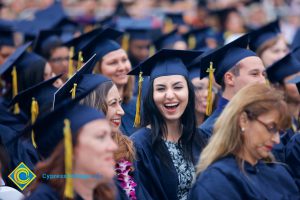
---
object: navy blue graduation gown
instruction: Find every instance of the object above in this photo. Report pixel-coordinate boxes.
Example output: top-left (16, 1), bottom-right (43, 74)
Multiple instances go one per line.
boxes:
top-left (188, 155), bottom-right (300, 200)
top-left (199, 96), bottom-right (229, 137)
top-left (285, 133), bottom-right (300, 188)
top-left (25, 183), bottom-right (60, 200)
top-left (121, 97), bottom-right (138, 136)
top-left (130, 127), bottom-right (205, 200)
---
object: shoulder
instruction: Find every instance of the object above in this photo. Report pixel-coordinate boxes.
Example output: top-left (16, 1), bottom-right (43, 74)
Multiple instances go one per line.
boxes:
top-left (25, 183), bottom-right (59, 200)
top-left (130, 127), bottom-right (152, 148)
top-left (199, 109), bottom-right (222, 136)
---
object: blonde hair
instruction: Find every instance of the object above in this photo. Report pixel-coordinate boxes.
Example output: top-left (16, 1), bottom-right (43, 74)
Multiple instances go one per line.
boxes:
top-left (256, 34), bottom-right (288, 57)
top-left (196, 83), bottom-right (291, 175)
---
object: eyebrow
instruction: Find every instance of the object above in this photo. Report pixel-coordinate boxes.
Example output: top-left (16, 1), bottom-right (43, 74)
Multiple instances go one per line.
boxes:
top-left (155, 81), bottom-right (183, 87)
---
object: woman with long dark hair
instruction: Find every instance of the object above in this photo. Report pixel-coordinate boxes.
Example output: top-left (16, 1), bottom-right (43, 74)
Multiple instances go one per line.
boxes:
top-left (128, 49), bottom-right (207, 200)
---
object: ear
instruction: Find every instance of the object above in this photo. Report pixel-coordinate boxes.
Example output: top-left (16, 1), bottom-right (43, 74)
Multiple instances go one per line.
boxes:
top-left (239, 112), bottom-right (248, 130)
top-left (224, 71), bottom-right (235, 87)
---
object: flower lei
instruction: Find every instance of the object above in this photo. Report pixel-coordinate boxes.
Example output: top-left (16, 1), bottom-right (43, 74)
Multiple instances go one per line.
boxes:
top-left (115, 159), bottom-right (137, 200)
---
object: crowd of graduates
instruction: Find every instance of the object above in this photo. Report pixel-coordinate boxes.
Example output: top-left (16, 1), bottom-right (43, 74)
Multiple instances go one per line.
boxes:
top-left (0, 0), bottom-right (300, 199)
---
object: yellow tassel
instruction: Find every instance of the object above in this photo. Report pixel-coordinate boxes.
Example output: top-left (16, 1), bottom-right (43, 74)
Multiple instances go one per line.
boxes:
top-left (11, 66), bottom-right (20, 114)
top-left (149, 45), bottom-right (156, 57)
top-left (164, 18), bottom-right (174, 33)
top-left (206, 62), bottom-right (215, 116)
top-left (68, 46), bottom-right (74, 78)
top-left (122, 34), bottom-right (130, 52)
top-left (63, 119), bottom-right (74, 199)
top-left (77, 51), bottom-right (84, 70)
top-left (31, 98), bottom-right (39, 148)
top-left (134, 72), bottom-right (143, 127)
top-left (188, 34), bottom-right (197, 50)
top-left (70, 83), bottom-right (77, 99)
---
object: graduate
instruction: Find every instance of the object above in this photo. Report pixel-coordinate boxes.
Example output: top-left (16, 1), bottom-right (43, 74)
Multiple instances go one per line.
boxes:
top-left (192, 34), bottom-right (266, 137)
top-left (25, 96), bottom-right (118, 200)
top-left (77, 28), bottom-right (137, 136)
top-left (265, 49), bottom-right (300, 162)
top-left (249, 20), bottom-right (289, 67)
top-left (128, 49), bottom-right (207, 200)
top-left (189, 83), bottom-right (300, 199)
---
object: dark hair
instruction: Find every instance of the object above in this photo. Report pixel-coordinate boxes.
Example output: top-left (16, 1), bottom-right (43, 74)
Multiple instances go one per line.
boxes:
top-left (142, 76), bottom-right (202, 166)
top-left (220, 63), bottom-right (241, 91)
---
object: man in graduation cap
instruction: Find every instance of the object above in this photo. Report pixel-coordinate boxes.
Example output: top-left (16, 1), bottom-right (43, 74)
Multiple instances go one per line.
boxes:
top-left (191, 34), bottom-right (266, 137)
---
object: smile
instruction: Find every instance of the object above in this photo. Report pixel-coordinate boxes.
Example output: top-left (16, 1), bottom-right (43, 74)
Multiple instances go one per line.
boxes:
top-left (164, 103), bottom-right (179, 111)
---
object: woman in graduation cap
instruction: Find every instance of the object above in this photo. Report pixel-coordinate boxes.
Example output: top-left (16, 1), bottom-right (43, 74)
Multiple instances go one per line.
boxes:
top-left (249, 20), bottom-right (289, 67)
top-left (78, 28), bottom-right (136, 136)
top-left (128, 49), bottom-right (207, 200)
top-left (189, 83), bottom-right (300, 199)
top-left (26, 98), bottom-right (118, 200)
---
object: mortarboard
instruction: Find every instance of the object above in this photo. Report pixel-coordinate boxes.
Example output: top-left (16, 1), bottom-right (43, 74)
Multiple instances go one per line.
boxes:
top-left (126, 27), bottom-right (152, 41)
top-left (164, 12), bottom-right (185, 26)
top-left (128, 49), bottom-right (201, 80)
top-left (249, 20), bottom-right (281, 52)
top-left (53, 54), bottom-right (102, 108)
top-left (187, 51), bottom-right (205, 80)
top-left (9, 74), bottom-right (62, 118)
top-left (190, 33), bottom-right (256, 85)
top-left (0, 21), bottom-right (15, 46)
top-left (78, 28), bottom-right (123, 62)
top-left (183, 27), bottom-right (218, 50)
top-left (266, 48), bottom-right (300, 83)
top-left (287, 75), bottom-right (300, 93)
top-left (153, 29), bottom-right (185, 50)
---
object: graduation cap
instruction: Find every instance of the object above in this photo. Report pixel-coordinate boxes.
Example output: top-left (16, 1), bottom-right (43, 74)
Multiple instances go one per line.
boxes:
top-left (9, 74), bottom-right (62, 148)
top-left (126, 27), bottom-right (152, 41)
top-left (153, 29), bottom-right (185, 50)
top-left (78, 28), bottom-right (123, 62)
top-left (128, 49), bottom-right (201, 126)
top-left (287, 75), bottom-right (300, 94)
top-left (266, 49), bottom-right (300, 83)
top-left (249, 20), bottom-right (281, 52)
top-left (0, 21), bottom-right (15, 46)
top-left (32, 94), bottom-right (105, 198)
top-left (164, 12), bottom-right (185, 26)
top-left (183, 27), bottom-right (218, 50)
top-left (187, 51), bottom-right (205, 80)
top-left (53, 54), bottom-right (101, 108)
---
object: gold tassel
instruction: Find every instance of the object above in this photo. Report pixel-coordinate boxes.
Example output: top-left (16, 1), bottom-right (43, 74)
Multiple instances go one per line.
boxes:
top-left (68, 46), bottom-right (74, 78)
top-left (134, 72), bottom-right (143, 127)
top-left (188, 34), bottom-right (197, 50)
top-left (77, 51), bottom-right (84, 70)
top-left (122, 34), bottom-right (130, 52)
top-left (149, 45), bottom-right (156, 57)
top-left (11, 66), bottom-right (20, 114)
top-left (164, 18), bottom-right (174, 33)
top-left (70, 83), bottom-right (77, 99)
top-left (31, 98), bottom-right (39, 148)
top-left (206, 62), bottom-right (215, 116)
top-left (63, 119), bottom-right (74, 199)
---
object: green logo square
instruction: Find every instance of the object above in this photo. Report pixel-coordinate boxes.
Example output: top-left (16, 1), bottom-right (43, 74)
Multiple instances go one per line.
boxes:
top-left (8, 162), bottom-right (36, 190)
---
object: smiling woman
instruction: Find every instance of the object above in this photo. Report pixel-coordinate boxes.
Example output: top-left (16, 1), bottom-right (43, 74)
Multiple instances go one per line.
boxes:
top-left (188, 83), bottom-right (300, 199)
top-left (129, 49), bottom-right (207, 200)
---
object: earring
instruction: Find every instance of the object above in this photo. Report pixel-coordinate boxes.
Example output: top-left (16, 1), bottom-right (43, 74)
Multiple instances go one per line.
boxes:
top-left (241, 127), bottom-right (245, 132)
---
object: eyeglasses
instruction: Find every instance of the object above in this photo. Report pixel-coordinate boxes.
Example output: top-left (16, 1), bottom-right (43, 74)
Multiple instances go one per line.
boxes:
top-left (254, 118), bottom-right (279, 135)
top-left (50, 56), bottom-right (70, 63)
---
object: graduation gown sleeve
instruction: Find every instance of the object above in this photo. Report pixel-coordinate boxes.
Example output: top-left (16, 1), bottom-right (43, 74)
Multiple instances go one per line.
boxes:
top-left (285, 134), bottom-right (300, 188)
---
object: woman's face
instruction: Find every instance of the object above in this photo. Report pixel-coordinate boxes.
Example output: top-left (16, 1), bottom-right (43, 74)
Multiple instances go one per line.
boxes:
top-left (75, 119), bottom-right (118, 179)
top-left (100, 49), bottom-right (131, 87)
top-left (261, 37), bottom-right (289, 67)
top-left (192, 77), bottom-right (211, 114)
top-left (240, 109), bottom-right (281, 164)
top-left (43, 62), bottom-right (53, 80)
top-left (105, 85), bottom-right (125, 133)
top-left (153, 75), bottom-right (189, 123)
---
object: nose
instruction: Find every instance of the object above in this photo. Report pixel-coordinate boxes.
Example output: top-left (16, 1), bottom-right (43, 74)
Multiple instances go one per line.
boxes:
top-left (116, 104), bottom-right (125, 116)
top-left (257, 73), bottom-right (266, 84)
top-left (165, 88), bottom-right (175, 99)
top-left (272, 132), bottom-right (281, 145)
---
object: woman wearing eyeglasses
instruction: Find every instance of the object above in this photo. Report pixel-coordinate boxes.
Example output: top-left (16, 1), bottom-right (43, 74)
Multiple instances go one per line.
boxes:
top-left (188, 83), bottom-right (300, 199)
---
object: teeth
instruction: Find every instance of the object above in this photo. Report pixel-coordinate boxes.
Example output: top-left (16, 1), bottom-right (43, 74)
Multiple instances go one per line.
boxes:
top-left (112, 119), bottom-right (120, 122)
top-left (165, 103), bottom-right (178, 107)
